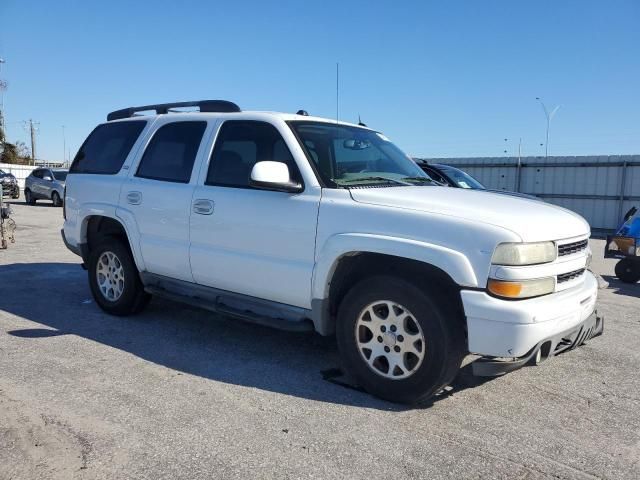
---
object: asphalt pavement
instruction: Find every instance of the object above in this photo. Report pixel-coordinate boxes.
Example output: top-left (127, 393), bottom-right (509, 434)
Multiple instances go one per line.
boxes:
top-left (1, 198), bottom-right (639, 479)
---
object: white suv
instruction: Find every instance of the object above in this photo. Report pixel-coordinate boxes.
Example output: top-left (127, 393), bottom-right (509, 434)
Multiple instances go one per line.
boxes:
top-left (62, 100), bottom-right (603, 403)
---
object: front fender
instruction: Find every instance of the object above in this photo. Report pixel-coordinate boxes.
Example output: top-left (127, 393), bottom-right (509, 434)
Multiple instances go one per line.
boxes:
top-left (311, 233), bottom-right (478, 301)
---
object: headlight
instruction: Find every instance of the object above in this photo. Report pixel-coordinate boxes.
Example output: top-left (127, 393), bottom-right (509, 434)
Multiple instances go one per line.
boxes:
top-left (491, 242), bottom-right (556, 266)
top-left (487, 277), bottom-right (555, 299)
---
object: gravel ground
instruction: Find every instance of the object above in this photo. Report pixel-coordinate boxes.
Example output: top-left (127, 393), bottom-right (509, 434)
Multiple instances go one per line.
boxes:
top-left (1, 197), bottom-right (639, 480)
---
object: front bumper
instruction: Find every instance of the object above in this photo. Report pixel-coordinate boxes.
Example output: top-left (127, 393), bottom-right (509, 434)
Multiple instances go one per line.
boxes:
top-left (462, 270), bottom-right (599, 359)
top-left (472, 309), bottom-right (604, 376)
top-left (1, 183), bottom-right (19, 196)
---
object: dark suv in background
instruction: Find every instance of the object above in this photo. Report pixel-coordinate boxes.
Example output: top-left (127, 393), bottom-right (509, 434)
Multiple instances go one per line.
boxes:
top-left (0, 169), bottom-right (20, 199)
top-left (416, 161), bottom-right (539, 201)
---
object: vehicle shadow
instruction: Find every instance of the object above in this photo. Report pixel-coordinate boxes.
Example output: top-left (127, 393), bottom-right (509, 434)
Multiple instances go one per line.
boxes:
top-left (601, 275), bottom-right (639, 298)
top-left (0, 262), bottom-right (495, 410)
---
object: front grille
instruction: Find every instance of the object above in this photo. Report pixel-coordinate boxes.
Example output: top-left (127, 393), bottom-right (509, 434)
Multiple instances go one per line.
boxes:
top-left (557, 268), bottom-right (586, 284)
top-left (558, 239), bottom-right (588, 257)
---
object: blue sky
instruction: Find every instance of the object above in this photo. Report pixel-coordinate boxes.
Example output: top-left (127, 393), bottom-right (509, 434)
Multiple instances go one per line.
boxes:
top-left (0, 0), bottom-right (638, 162)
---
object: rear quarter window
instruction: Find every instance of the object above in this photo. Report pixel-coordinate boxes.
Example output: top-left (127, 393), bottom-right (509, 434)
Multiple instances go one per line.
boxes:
top-left (70, 121), bottom-right (146, 174)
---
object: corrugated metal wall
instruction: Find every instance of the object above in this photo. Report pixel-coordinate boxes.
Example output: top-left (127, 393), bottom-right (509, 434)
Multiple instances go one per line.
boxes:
top-left (419, 155), bottom-right (640, 234)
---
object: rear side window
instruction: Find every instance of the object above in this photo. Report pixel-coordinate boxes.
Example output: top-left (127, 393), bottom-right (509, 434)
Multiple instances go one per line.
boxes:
top-left (70, 121), bottom-right (146, 174)
top-left (136, 121), bottom-right (207, 183)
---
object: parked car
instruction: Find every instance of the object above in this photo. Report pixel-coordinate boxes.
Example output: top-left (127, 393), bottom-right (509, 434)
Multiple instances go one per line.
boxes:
top-left (62, 100), bottom-right (602, 404)
top-left (416, 161), bottom-right (539, 201)
top-left (0, 169), bottom-right (20, 199)
top-left (605, 206), bottom-right (640, 283)
top-left (24, 168), bottom-right (68, 206)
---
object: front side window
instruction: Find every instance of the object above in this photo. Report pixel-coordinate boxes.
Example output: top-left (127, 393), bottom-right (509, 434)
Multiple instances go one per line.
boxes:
top-left (71, 121), bottom-right (146, 174)
top-left (136, 121), bottom-right (207, 183)
top-left (206, 121), bottom-right (301, 188)
top-left (288, 122), bottom-right (432, 188)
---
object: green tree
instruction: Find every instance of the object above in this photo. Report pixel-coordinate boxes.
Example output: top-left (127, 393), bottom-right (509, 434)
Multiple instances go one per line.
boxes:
top-left (0, 141), bottom-right (18, 164)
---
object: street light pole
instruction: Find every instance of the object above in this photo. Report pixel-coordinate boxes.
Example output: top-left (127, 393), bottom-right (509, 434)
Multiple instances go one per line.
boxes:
top-left (62, 125), bottom-right (66, 166)
top-left (536, 97), bottom-right (560, 158)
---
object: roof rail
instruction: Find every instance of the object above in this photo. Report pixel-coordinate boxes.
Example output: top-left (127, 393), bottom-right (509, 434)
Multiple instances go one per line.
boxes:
top-left (107, 100), bottom-right (241, 121)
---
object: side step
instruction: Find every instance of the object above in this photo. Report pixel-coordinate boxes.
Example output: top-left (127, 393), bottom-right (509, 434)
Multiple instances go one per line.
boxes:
top-left (144, 285), bottom-right (314, 333)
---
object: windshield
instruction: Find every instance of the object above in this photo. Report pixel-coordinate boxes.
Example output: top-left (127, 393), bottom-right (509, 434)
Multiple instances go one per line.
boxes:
top-left (52, 171), bottom-right (68, 182)
top-left (288, 122), bottom-right (432, 187)
top-left (438, 165), bottom-right (485, 189)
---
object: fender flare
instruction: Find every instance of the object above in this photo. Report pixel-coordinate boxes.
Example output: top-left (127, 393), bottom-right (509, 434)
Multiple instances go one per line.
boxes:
top-left (309, 233), bottom-right (478, 335)
top-left (312, 233), bottom-right (478, 300)
top-left (78, 204), bottom-right (146, 272)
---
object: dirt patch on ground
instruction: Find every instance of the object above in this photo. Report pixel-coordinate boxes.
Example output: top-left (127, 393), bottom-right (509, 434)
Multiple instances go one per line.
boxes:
top-left (0, 391), bottom-right (89, 479)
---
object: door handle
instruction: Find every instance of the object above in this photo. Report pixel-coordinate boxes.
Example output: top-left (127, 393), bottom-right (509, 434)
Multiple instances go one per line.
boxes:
top-left (126, 191), bottom-right (142, 205)
top-left (193, 199), bottom-right (214, 215)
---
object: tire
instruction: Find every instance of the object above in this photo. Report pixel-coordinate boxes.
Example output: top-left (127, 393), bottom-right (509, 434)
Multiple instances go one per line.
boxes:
top-left (615, 258), bottom-right (640, 284)
top-left (12, 190), bottom-right (20, 199)
top-left (25, 189), bottom-right (36, 205)
top-left (336, 275), bottom-right (466, 404)
top-left (51, 191), bottom-right (62, 207)
top-left (87, 237), bottom-right (151, 315)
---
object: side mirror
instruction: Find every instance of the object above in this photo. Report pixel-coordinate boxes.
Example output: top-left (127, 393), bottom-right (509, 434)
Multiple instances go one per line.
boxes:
top-left (250, 161), bottom-right (302, 193)
top-left (43, 175), bottom-right (53, 181)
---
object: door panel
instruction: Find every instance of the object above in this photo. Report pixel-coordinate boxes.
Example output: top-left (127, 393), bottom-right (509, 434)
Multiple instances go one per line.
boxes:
top-left (189, 120), bottom-right (320, 308)
top-left (123, 120), bottom-right (209, 282)
top-left (121, 177), bottom-right (195, 281)
top-left (189, 187), bottom-right (319, 307)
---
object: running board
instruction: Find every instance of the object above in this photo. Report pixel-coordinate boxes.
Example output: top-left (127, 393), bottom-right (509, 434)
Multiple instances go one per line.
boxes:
top-left (141, 274), bottom-right (314, 333)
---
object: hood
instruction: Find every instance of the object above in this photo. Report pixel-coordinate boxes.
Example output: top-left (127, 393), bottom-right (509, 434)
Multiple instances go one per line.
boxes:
top-left (348, 186), bottom-right (590, 242)
top-left (483, 188), bottom-right (540, 201)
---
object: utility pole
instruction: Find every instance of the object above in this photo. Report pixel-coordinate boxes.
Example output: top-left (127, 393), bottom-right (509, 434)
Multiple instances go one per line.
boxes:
top-left (23, 119), bottom-right (39, 165)
top-left (0, 58), bottom-right (6, 134)
top-left (535, 97), bottom-right (561, 158)
top-left (29, 120), bottom-right (36, 165)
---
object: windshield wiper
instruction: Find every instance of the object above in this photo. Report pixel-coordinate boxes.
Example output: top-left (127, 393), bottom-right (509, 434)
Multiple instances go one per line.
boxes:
top-left (339, 176), bottom-right (413, 186)
top-left (402, 177), bottom-right (440, 185)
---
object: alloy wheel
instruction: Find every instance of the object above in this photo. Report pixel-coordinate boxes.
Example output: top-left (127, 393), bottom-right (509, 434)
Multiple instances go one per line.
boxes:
top-left (96, 251), bottom-right (125, 301)
top-left (355, 300), bottom-right (426, 380)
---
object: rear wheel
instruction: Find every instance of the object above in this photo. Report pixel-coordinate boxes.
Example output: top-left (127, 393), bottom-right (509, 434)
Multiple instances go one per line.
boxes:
top-left (51, 191), bottom-right (63, 207)
top-left (615, 258), bottom-right (640, 284)
top-left (25, 189), bottom-right (36, 205)
top-left (336, 275), bottom-right (465, 404)
top-left (88, 238), bottom-right (150, 315)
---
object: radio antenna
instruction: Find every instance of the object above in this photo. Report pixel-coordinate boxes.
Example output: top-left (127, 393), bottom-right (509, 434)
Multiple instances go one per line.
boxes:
top-left (335, 62), bottom-right (339, 123)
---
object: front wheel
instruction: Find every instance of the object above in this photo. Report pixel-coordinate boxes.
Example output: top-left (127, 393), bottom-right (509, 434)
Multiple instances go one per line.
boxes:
top-left (11, 190), bottom-right (20, 199)
top-left (87, 238), bottom-right (151, 315)
top-left (336, 275), bottom-right (465, 404)
top-left (615, 258), bottom-right (640, 284)
top-left (25, 189), bottom-right (36, 205)
top-left (52, 191), bottom-right (63, 207)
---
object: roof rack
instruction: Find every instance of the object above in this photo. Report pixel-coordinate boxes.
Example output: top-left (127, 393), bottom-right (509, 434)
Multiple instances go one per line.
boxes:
top-left (107, 100), bottom-right (241, 121)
